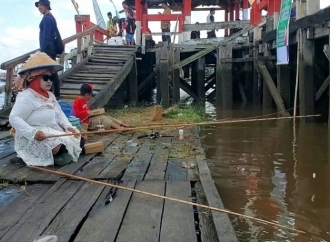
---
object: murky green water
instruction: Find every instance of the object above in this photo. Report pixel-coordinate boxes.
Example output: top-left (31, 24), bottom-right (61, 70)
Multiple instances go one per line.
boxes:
top-left (201, 105), bottom-right (330, 241)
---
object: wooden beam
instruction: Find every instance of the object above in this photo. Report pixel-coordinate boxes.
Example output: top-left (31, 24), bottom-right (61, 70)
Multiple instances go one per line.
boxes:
top-left (324, 45), bottom-right (330, 62)
top-left (183, 20), bottom-right (249, 31)
top-left (220, 56), bottom-right (277, 63)
top-left (138, 71), bottom-right (156, 93)
top-left (257, 62), bottom-right (290, 117)
top-left (172, 24), bottom-right (258, 71)
top-left (263, 6), bottom-right (330, 42)
top-left (315, 75), bottom-right (330, 101)
top-left (179, 78), bottom-right (198, 100)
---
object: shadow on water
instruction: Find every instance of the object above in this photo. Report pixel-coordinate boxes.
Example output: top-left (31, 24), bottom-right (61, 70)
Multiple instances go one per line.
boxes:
top-left (200, 104), bottom-right (330, 241)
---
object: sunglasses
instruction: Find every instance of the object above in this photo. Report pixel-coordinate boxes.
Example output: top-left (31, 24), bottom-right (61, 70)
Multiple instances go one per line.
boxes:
top-left (42, 75), bottom-right (52, 82)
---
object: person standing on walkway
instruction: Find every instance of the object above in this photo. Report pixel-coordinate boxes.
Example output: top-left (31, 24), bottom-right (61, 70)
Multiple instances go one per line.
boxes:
top-left (107, 12), bottom-right (117, 37)
top-left (158, 1), bottom-right (171, 44)
top-left (206, 8), bottom-right (216, 39)
top-left (35, 0), bottom-right (63, 100)
top-left (190, 22), bottom-right (201, 40)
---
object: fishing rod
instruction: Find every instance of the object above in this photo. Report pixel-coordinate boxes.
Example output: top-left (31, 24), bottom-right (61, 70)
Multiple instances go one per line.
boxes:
top-left (45, 114), bottom-right (320, 139)
top-left (29, 166), bottom-right (305, 234)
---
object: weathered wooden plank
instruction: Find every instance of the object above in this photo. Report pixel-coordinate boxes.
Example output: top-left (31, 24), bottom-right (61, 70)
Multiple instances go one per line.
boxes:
top-left (70, 73), bottom-right (116, 78)
top-left (61, 83), bottom-right (106, 90)
top-left (0, 153), bottom-right (25, 176)
top-left (121, 139), bottom-right (154, 181)
top-left (116, 181), bottom-right (165, 242)
top-left (83, 64), bottom-right (123, 69)
top-left (63, 79), bottom-right (109, 84)
top-left (144, 137), bottom-right (171, 181)
top-left (183, 20), bottom-right (249, 31)
top-left (96, 134), bottom-right (136, 179)
top-left (0, 131), bottom-right (10, 140)
top-left (165, 158), bottom-right (188, 181)
top-left (1, 180), bottom-right (83, 242)
top-left (0, 184), bottom-right (51, 239)
top-left (193, 128), bottom-right (238, 241)
top-left (263, 6), bottom-right (330, 42)
top-left (66, 75), bottom-right (114, 80)
top-left (75, 135), bottom-right (119, 179)
top-left (194, 182), bottom-right (219, 242)
top-left (159, 181), bottom-right (197, 242)
top-left (73, 180), bottom-right (136, 242)
top-left (41, 182), bottom-right (106, 241)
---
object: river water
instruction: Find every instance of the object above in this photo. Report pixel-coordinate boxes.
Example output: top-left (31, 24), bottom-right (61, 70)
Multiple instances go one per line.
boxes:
top-left (200, 104), bottom-right (330, 241)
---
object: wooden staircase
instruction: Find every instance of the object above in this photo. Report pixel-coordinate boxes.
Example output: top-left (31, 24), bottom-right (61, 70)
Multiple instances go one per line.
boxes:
top-left (60, 45), bottom-right (138, 109)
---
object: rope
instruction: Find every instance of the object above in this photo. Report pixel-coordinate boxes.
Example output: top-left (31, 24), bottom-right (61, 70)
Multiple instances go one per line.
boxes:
top-left (29, 166), bottom-right (305, 234)
top-left (45, 114), bottom-right (320, 139)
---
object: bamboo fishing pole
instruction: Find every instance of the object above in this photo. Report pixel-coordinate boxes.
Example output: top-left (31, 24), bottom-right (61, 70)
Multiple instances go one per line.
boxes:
top-left (29, 166), bottom-right (305, 234)
top-left (46, 114), bottom-right (320, 139)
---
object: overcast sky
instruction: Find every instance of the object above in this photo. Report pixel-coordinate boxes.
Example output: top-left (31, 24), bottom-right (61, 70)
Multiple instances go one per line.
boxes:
top-left (0, 0), bottom-right (329, 71)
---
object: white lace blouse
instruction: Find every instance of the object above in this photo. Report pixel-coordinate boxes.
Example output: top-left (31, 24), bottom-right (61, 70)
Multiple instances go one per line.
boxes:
top-left (9, 89), bottom-right (82, 166)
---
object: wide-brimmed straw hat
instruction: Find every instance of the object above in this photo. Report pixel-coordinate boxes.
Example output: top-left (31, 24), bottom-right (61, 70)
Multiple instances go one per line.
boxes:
top-left (18, 51), bottom-right (63, 76)
top-left (35, 0), bottom-right (52, 10)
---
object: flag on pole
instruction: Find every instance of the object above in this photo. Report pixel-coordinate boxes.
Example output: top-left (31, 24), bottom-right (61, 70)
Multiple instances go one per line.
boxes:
top-left (93, 0), bottom-right (107, 29)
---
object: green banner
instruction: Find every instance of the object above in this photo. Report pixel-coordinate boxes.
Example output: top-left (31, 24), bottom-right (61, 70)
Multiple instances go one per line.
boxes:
top-left (276, 0), bottom-right (292, 64)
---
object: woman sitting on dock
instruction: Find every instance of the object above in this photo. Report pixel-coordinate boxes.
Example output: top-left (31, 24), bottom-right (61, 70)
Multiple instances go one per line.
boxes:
top-left (72, 83), bottom-right (130, 130)
top-left (9, 52), bottom-right (84, 167)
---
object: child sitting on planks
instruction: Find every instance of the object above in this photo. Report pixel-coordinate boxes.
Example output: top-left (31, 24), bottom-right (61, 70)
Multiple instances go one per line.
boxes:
top-left (72, 84), bottom-right (130, 130)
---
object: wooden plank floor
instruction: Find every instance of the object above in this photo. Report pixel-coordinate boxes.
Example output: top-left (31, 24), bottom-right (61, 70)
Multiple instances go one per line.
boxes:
top-left (0, 128), bottom-right (238, 242)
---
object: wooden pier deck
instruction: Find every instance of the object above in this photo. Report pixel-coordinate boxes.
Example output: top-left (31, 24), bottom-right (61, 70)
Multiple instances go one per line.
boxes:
top-left (0, 128), bottom-right (238, 242)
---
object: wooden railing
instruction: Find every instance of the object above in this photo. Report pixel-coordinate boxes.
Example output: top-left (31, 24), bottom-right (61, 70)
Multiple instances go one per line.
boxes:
top-left (0, 25), bottom-right (108, 108)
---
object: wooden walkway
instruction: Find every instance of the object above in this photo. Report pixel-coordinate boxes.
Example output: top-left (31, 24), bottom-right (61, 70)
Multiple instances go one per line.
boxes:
top-left (0, 128), bottom-right (238, 242)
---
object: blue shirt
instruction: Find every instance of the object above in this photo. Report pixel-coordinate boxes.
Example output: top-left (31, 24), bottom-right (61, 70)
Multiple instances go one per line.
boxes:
top-left (39, 14), bottom-right (56, 52)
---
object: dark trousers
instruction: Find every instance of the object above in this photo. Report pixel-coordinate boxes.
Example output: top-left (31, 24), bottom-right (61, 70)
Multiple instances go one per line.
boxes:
top-left (207, 30), bottom-right (216, 39)
top-left (161, 28), bottom-right (171, 44)
top-left (44, 43), bottom-right (61, 99)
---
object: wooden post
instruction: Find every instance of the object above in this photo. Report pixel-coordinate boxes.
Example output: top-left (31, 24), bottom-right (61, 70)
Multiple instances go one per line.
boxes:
top-left (220, 44), bottom-right (233, 108)
top-left (172, 48), bottom-right (180, 103)
top-left (155, 47), bottom-right (161, 104)
top-left (263, 18), bottom-right (273, 111)
top-left (277, 65), bottom-right (291, 109)
top-left (4, 67), bottom-right (13, 107)
top-left (327, 36), bottom-right (330, 135)
top-left (77, 36), bottom-right (83, 63)
top-left (253, 40), bottom-right (261, 105)
top-left (129, 56), bottom-right (138, 104)
top-left (160, 43), bottom-right (170, 108)
top-left (298, 29), bottom-right (315, 120)
top-left (216, 47), bottom-right (222, 105)
top-left (196, 57), bottom-right (205, 102)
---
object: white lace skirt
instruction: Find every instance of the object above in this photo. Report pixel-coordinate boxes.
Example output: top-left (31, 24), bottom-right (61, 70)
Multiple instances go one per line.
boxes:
top-left (14, 127), bottom-right (82, 166)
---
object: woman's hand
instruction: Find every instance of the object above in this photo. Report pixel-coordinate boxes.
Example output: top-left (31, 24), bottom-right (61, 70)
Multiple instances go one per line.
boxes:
top-left (67, 127), bottom-right (80, 139)
top-left (35, 130), bottom-right (46, 141)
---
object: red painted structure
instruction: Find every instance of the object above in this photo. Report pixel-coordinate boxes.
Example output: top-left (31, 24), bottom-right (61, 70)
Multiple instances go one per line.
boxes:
top-left (250, 0), bottom-right (282, 24)
top-left (75, 15), bottom-right (108, 42)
